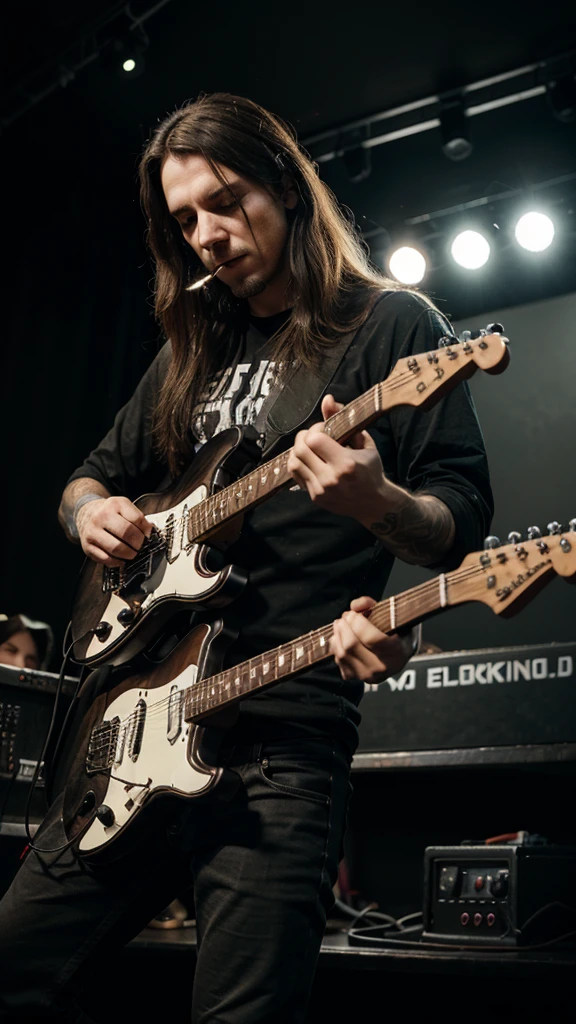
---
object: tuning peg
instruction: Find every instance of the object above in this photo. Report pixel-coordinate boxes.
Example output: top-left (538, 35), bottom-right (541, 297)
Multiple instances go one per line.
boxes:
top-left (486, 322), bottom-right (504, 334)
top-left (526, 526), bottom-right (541, 539)
top-left (458, 330), bottom-right (472, 342)
top-left (438, 335), bottom-right (457, 347)
top-left (547, 521), bottom-right (562, 535)
top-left (507, 531), bottom-right (522, 544)
top-left (483, 535), bottom-right (501, 550)
top-left (568, 518), bottom-right (576, 532)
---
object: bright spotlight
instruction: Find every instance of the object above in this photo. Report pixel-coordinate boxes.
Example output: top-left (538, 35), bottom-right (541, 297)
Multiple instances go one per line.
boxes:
top-left (122, 58), bottom-right (137, 72)
top-left (388, 247), bottom-right (427, 285)
top-left (451, 230), bottom-right (490, 270)
top-left (515, 212), bottom-right (555, 252)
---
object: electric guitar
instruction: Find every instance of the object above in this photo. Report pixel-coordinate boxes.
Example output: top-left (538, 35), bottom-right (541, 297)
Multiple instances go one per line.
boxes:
top-left (71, 330), bottom-right (509, 668)
top-left (63, 520), bottom-right (575, 860)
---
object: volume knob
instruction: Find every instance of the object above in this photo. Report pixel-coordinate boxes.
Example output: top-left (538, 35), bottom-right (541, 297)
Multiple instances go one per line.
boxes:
top-left (117, 607), bottom-right (136, 625)
top-left (94, 621), bottom-right (112, 641)
top-left (96, 805), bottom-right (115, 828)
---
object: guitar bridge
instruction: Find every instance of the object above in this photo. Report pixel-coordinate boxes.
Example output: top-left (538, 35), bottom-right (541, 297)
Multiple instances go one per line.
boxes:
top-left (102, 566), bottom-right (124, 593)
top-left (86, 717), bottom-right (120, 773)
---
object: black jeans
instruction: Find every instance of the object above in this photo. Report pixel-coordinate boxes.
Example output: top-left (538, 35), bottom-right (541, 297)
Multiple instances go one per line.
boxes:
top-left (0, 736), bottom-right (352, 1023)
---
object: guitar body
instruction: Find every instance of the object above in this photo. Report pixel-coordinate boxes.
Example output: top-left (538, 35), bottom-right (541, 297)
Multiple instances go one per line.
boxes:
top-left (71, 428), bottom-right (257, 667)
top-left (63, 621), bottom-right (237, 862)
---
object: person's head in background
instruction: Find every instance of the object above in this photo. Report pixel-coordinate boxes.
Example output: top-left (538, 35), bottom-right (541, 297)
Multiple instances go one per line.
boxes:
top-left (0, 614), bottom-right (54, 670)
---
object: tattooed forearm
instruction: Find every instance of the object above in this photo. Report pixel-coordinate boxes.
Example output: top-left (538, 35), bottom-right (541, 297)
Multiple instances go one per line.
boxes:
top-left (58, 478), bottom-right (110, 543)
top-left (369, 493), bottom-right (455, 565)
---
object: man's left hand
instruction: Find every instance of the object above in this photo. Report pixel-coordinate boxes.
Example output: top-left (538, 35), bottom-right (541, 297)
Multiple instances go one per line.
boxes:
top-left (331, 596), bottom-right (415, 684)
top-left (287, 394), bottom-right (389, 523)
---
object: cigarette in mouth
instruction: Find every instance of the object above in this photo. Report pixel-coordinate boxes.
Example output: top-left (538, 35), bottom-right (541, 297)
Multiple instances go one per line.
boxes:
top-left (185, 263), bottom-right (226, 292)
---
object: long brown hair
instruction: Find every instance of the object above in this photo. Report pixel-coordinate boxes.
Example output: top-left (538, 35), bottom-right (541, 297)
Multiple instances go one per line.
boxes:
top-left (139, 92), bottom-right (403, 475)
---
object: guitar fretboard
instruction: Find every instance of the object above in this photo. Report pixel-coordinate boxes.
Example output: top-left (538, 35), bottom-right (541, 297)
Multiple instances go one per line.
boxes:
top-left (186, 379), bottom-right (388, 544)
top-left (183, 336), bottom-right (494, 545)
top-left (182, 569), bottom-right (451, 720)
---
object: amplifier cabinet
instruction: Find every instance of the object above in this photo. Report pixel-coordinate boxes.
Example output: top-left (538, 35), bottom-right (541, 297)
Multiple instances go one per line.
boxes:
top-left (357, 642), bottom-right (576, 754)
top-left (0, 665), bottom-right (76, 824)
top-left (423, 843), bottom-right (576, 946)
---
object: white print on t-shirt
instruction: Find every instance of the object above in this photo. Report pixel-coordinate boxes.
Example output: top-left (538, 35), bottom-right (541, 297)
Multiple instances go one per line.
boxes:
top-left (192, 359), bottom-right (277, 445)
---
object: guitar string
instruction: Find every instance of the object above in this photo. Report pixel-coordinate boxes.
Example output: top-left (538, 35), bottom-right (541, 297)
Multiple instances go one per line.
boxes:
top-left (86, 557), bottom-right (512, 757)
top-left (97, 354), bottom-right (477, 585)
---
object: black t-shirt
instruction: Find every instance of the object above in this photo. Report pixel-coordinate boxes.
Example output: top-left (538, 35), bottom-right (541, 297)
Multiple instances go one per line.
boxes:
top-left (68, 291), bottom-right (493, 755)
top-left (190, 309), bottom-right (291, 445)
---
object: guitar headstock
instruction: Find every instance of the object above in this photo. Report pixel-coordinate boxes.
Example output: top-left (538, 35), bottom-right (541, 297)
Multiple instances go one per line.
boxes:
top-left (453, 520), bottom-right (576, 618)
top-left (387, 329), bottom-right (510, 410)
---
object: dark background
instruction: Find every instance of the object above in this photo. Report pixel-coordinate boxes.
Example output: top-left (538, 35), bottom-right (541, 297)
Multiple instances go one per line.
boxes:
top-left (1, 0), bottom-right (575, 661)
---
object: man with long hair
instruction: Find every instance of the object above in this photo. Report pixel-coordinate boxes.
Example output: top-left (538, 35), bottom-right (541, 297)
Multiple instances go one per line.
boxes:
top-left (0, 94), bottom-right (492, 1022)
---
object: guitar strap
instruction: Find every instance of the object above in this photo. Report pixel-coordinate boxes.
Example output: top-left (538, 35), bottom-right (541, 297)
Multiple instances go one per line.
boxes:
top-left (254, 291), bottom-right (390, 458)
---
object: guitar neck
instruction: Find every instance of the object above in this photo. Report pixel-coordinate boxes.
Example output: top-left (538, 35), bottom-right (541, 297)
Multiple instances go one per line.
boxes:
top-left (188, 333), bottom-right (504, 545)
top-left (183, 570), bottom-right (457, 722)
top-left (189, 381), bottom-right (388, 543)
top-left (181, 517), bottom-right (571, 721)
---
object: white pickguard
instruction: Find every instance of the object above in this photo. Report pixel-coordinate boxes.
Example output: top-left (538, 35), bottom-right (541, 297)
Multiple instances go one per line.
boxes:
top-left (78, 663), bottom-right (216, 853)
top-left (86, 483), bottom-right (219, 660)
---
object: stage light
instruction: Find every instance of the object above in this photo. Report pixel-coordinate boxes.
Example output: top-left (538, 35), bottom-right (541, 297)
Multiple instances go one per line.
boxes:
top-left (451, 230), bottom-right (490, 269)
top-left (439, 101), bottom-right (473, 162)
top-left (388, 247), bottom-right (427, 284)
top-left (341, 146), bottom-right (371, 183)
top-left (547, 75), bottom-right (576, 123)
top-left (514, 212), bottom-right (555, 252)
top-left (102, 21), bottom-right (148, 78)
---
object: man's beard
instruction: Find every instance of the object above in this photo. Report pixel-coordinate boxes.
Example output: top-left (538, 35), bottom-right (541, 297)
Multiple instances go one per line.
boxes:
top-left (228, 249), bottom-right (287, 301)
top-left (230, 274), bottom-right (267, 300)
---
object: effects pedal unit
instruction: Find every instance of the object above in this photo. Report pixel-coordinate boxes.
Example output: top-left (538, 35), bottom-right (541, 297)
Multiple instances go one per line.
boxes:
top-left (423, 840), bottom-right (576, 946)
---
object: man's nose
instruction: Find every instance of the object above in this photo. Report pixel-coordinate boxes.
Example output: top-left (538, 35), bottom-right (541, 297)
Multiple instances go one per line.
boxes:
top-left (197, 211), bottom-right (229, 252)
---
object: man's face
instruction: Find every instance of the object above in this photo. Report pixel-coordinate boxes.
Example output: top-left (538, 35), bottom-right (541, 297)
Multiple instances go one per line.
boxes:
top-left (161, 153), bottom-right (297, 304)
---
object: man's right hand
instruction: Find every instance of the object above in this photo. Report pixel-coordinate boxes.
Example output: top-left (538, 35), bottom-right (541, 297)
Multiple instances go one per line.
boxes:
top-left (76, 496), bottom-right (153, 567)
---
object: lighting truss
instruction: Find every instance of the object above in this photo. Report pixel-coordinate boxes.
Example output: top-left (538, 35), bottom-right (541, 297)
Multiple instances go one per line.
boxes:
top-left (302, 51), bottom-right (576, 167)
top-left (0, 0), bottom-right (174, 131)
